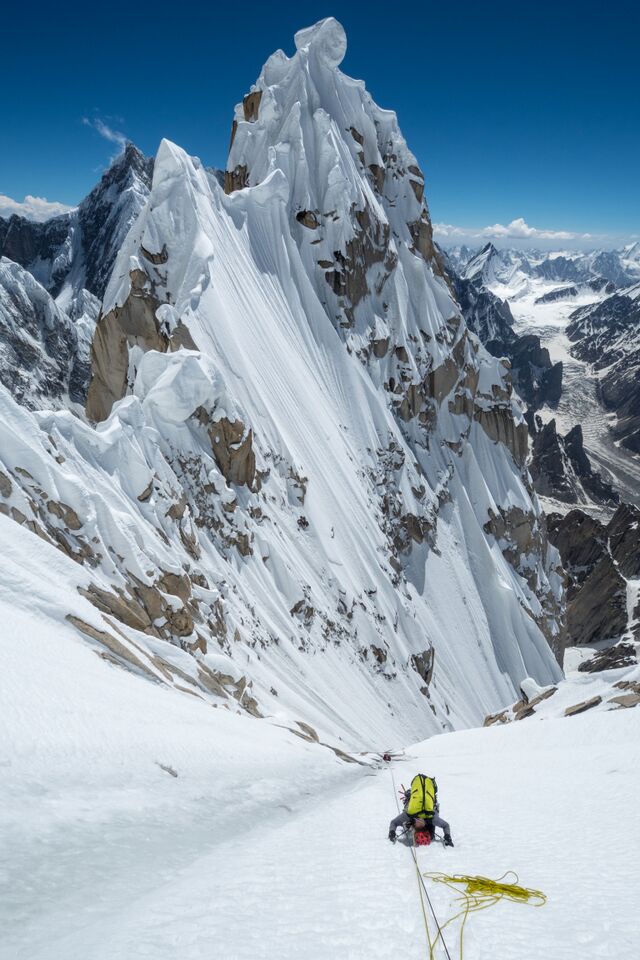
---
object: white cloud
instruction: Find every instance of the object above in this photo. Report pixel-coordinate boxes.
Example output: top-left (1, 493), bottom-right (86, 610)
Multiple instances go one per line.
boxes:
top-left (433, 217), bottom-right (593, 244)
top-left (82, 116), bottom-right (128, 154)
top-left (0, 194), bottom-right (76, 223)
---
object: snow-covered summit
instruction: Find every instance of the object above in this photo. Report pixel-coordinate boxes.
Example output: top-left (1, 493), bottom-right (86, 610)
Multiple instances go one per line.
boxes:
top-left (5, 20), bottom-right (564, 753)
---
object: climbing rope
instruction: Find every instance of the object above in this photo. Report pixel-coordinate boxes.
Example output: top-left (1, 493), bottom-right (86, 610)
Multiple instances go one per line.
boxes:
top-left (390, 767), bottom-right (453, 960)
top-left (389, 767), bottom-right (546, 960)
top-left (421, 871), bottom-right (546, 960)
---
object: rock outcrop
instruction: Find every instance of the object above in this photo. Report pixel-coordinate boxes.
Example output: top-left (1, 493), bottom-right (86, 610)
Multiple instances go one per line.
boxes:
top-left (528, 417), bottom-right (619, 507)
top-left (547, 504), bottom-right (640, 645)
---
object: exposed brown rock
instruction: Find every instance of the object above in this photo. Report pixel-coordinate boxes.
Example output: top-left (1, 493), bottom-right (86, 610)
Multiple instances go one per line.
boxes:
top-left (295, 720), bottom-right (319, 742)
top-left (513, 704), bottom-right (536, 720)
top-left (140, 244), bottom-right (168, 265)
top-left (485, 507), bottom-right (534, 556)
top-left (546, 510), bottom-right (607, 574)
top-left (427, 358), bottom-right (459, 404)
top-left (608, 692), bottom-right (640, 709)
top-left (207, 416), bottom-right (256, 488)
top-left (242, 90), bottom-right (262, 122)
top-left (408, 211), bottom-right (446, 278)
top-left (134, 580), bottom-right (167, 622)
top-left (224, 164), bottom-right (249, 194)
top-left (411, 648), bottom-right (434, 686)
top-left (614, 679), bottom-right (640, 692)
top-left (79, 584), bottom-right (153, 634)
top-left (166, 497), bottom-right (188, 521)
top-left (409, 180), bottom-right (424, 204)
top-left (228, 119), bottom-right (238, 152)
top-left (296, 210), bottom-right (319, 229)
top-left (47, 500), bottom-right (82, 530)
top-left (483, 709), bottom-right (508, 726)
top-left (564, 696), bottom-right (602, 717)
top-left (0, 472), bottom-right (12, 498)
top-left (166, 607), bottom-right (194, 637)
top-left (159, 572), bottom-right (191, 603)
top-left (368, 164), bottom-right (385, 194)
top-left (324, 204), bottom-right (391, 324)
top-left (86, 269), bottom-right (169, 422)
top-left (179, 523), bottom-right (201, 559)
top-left (474, 407), bottom-right (528, 467)
top-left (137, 480), bottom-right (153, 502)
top-left (66, 615), bottom-right (159, 681)
top-left (372, 337), bottom-right (390, 358)
top-left (578, 642), bottom-right (637, 673)
top-left (525, 686), bottom-right (558, 709)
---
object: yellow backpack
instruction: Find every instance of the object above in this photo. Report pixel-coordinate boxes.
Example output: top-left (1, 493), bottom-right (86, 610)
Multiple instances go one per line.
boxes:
top-left (406, 774), bottom-right (436, 818)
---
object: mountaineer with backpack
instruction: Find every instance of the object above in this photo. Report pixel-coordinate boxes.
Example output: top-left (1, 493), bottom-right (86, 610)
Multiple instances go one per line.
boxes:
top-left (388, 773), bottom-right (454, 847)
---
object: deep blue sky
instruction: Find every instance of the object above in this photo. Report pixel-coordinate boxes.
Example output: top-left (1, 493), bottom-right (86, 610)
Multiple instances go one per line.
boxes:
top-left (2, 0), bottom-right (639, 242)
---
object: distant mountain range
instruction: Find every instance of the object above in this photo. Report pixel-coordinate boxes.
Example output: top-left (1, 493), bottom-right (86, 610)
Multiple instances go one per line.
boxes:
top-left (443, 241), bottom-right (640, 648)
top-left (446, 241), bottom-right (640, 288)
top-left (443, 240), bottom-right (640, 490)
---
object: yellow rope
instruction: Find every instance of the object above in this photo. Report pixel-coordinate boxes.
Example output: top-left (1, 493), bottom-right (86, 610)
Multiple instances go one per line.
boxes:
top-left (423, 872), bottom-right (546, 960)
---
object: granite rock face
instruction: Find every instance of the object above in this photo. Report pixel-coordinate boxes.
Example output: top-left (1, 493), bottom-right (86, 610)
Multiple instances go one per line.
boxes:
top-left (528, 416), bottom-right (619, 507)
top-left (547, 504), bottom-right (640, 646)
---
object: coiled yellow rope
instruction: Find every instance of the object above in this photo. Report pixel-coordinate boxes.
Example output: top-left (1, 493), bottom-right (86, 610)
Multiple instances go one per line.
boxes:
top-left (423, 871), bottom-right (546, 960)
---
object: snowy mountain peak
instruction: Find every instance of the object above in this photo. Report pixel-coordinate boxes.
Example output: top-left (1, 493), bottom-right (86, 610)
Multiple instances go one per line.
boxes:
top-left (0, 21), bottom-right (567, 772)
top-left (0, 143), bottom-right (153, 408)
top-left (226, 17), bottom-right (445, 336)
top-left (293, 16), bottom-right (347, 64)
top-left (463, 242), bottom-right (516, 285)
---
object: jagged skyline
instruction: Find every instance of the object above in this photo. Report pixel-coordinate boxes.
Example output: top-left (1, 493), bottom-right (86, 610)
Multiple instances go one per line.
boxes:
top-left (2, 0), bottom-right (638, 242)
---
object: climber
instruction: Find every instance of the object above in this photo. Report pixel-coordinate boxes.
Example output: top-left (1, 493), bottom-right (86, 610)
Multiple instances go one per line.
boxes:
top-left (388, 773), bottom-right (454, 847)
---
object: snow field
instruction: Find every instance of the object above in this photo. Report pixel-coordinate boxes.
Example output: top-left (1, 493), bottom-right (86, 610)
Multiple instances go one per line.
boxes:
top-left (3, 608), bottom-right (638, 960)
top-left (0, 591), bottom-right (360, 960)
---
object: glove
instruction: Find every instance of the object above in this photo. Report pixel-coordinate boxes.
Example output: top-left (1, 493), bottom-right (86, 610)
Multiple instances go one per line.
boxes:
top-left (388, 830), bottom-right (397, 843)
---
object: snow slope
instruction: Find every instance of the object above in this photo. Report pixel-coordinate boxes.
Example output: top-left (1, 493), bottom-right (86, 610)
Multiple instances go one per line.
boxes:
top-left (2, 577), bottom-right (637, 960)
